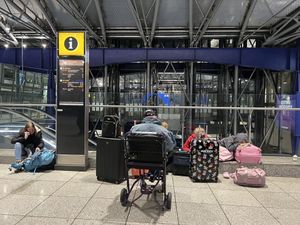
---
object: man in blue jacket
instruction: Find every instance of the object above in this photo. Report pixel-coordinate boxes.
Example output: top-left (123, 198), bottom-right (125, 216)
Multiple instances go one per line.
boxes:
top-left (130, 109), bottom-right (176, 182)
top-left (130, 109), bottom-right (176, 153)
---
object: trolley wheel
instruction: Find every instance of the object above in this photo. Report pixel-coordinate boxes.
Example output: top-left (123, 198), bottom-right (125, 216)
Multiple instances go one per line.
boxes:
top-left (166, 192), bottom-right (172, 210)
top-left (120, 188), bottom-right (128, 207)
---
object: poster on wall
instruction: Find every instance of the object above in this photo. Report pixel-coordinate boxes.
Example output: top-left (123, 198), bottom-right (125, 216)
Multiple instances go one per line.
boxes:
top-left (58, 59), bottom-right (84, 105)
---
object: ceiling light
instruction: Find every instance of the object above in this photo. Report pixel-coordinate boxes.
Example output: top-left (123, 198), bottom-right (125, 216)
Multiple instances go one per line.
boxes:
top-left (42, 43), bottom-right (47, 48)
top-left (4, 44), bottom-right (9, 48)
top-left (22, 44), bottom-right (27, 48)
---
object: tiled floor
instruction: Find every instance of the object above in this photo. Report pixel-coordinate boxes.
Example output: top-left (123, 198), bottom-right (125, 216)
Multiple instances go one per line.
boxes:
top-left (0, 164), bottom-right (300, 225)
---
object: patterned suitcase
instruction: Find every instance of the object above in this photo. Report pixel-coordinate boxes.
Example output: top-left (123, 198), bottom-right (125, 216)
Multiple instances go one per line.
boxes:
top-left (190, 138), bottom-right (219, 182)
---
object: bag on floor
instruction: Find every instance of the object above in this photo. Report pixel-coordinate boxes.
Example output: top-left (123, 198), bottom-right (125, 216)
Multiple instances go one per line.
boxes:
top-left (231, 167), bottom-right (266, 187)
top-left (172, 150), bottom-right (190, 176)
top-left (190, 138), bottom-right (219, 182)
top-left (10, 149), bottom-right (56, 173)
top-left (235, 143), bottom-right (262, 164)
top-left (219, 146), bottom-right (234, 162)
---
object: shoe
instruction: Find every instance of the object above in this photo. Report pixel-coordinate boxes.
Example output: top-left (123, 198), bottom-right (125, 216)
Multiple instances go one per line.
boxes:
top-left (14, 168), bottom-right (23, 173)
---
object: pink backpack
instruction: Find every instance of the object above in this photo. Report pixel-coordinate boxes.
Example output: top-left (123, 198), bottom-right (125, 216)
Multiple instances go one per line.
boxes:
top-left (235, 143), bottom-right (262, 164)
top-left (231, 167), bottom-right (266, 187)
top-left (219, 146), bottom-right (234, 162)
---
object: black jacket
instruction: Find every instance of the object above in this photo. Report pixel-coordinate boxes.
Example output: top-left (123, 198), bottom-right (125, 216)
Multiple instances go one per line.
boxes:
top-left (11, 127), bottom-right (44, 150)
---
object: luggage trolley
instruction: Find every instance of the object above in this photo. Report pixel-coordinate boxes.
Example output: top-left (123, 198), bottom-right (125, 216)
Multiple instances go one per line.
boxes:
top-left (120, 132), bottom-right (172, 210)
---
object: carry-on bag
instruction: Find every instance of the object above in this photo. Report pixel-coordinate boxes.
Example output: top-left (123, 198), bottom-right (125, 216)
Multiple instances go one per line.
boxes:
top-left (172, 150), bottom-right (190, 176)
top-left (102, 115), bottom-right (121, 138)
top-left (190, 138), bottom-right (219, 182)
top-left (235, 143), bottom-right (262, 164)
top-left (96, 137), bottom-right (125, 184)
top-left (231, 167), bottom-right (266, 187)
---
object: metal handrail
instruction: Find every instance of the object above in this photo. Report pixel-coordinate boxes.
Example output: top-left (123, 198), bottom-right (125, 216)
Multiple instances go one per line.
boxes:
top-left (5, 107), bottom-right (56, 121)
top-left (0, 103), bottom-right (299, 111)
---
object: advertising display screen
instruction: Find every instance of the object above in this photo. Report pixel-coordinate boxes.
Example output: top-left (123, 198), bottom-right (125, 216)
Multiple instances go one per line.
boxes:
top-left (277, 94), bottom-right (295, 130)
top-left (58, 59), bottom-right (84, 105)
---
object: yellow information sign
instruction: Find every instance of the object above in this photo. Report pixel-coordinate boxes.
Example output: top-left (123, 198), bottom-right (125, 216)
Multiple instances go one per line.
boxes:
top-left (58, 32), bottom-right (85, 56)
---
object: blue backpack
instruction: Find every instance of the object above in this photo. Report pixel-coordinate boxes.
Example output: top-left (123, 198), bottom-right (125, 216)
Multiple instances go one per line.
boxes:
top-left (10, 149), bottom-right (56, 173)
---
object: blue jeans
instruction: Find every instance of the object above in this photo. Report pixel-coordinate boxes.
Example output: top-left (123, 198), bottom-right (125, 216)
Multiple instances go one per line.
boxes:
top-left (14, 142), bottom-right (32, 161)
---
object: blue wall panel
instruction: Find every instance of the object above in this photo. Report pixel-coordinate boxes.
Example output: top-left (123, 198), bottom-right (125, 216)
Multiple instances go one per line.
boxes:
top-left (0, 48), bottom-right (17, 65)
top-left (290, 48), bottom-right (297, 71)
top-left (23, 49), bottom-right (42, 69)
top-left (195, 49), bottom-right (240, 65)
top-left (105, 49), bottom-right (146, 65)
top-left (0, 47), bottom-right (297, 72)
top-left (148, 49), bottom-right (195, 61)
top-left (241, 48), bottom-right (291, 71)
top-left (89, 48), bottom-right (104, 67)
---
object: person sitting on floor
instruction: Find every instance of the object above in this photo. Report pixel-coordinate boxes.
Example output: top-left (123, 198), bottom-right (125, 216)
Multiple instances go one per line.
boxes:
top-left (219, 133), bottom-right (248, 152)
top-left (182, 127), bottom-right (208, 152)
top-left (11, 122), bottom-right (44, 163)
top-left (161, 121), bottom-right (169, 129)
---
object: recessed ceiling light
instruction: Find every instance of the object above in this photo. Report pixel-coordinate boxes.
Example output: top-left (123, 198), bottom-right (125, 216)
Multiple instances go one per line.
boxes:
top-left (22, 44), bottom-right (27, 48)
top-left (4, 44), bottom-right (9, 48)
top-left (42, 43), bottom-right (47, 48)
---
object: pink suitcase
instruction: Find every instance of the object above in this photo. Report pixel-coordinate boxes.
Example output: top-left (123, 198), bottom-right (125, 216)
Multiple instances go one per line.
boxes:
top-left (232, 167), bottom-right (266, 187)
top-left (235, 144), bottom-right (262, 164)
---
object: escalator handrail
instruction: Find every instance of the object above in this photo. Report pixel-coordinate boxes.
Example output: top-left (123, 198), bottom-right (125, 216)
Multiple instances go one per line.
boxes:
top-left (4, 107), bottom-right (56, 121)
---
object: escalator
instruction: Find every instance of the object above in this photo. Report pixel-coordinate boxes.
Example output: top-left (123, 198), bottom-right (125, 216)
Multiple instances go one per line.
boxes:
top-left (0, 107), bottom-right (97, 152)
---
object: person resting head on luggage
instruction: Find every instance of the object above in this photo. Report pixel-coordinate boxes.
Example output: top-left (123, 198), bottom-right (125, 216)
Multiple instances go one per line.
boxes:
top-left (219, 133), bottom-right (249, 152)
top-left (11, 122), bottom-right (44, 163)
top-left (182, 127), bottom-right (209, 152)
top-left (130, 109), bottom-right (176, 152)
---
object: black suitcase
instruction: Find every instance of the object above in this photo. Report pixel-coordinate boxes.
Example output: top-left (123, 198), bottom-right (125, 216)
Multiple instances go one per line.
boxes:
top-left (172, 150), bottom-right (190, 176)
top-left (96, 137), bottom-right (125, 184)
top-left (102, 115), bottom-right (121, 138)
top-left (190, 139), bottom-right (219, 182)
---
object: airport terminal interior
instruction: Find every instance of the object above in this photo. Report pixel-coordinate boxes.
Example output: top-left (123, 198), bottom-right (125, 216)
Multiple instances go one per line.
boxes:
top-left (0, 0), bottom-right (300, 224)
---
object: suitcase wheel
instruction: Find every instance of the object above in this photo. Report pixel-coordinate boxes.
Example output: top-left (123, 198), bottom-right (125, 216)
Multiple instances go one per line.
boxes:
top-left (166, 192), bottom-right (172, 210)
top-left (120, 188), bottom-right (128, 207)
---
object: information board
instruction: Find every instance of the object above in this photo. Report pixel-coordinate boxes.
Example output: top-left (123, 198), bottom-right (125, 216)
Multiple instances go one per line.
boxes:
top-left (58, 59), bottom-right (84, 105)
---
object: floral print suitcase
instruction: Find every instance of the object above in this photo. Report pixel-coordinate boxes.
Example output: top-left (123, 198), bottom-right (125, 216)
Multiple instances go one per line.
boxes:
top-left (190, 138), bottom-right (219, 182)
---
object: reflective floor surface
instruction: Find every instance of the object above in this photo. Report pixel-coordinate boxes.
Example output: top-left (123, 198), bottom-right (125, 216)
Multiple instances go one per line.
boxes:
top-left (0, 164), bottom-right (300, 225)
